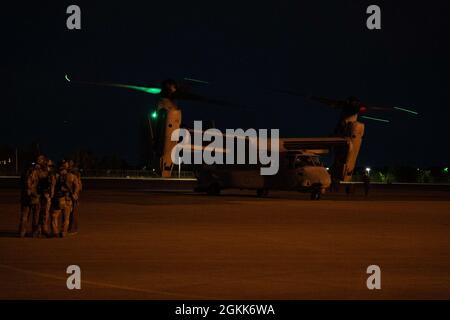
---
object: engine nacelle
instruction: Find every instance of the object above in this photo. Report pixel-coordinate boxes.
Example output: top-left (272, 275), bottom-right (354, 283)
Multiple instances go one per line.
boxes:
top-left (332, 120), bottom-right (365, 182)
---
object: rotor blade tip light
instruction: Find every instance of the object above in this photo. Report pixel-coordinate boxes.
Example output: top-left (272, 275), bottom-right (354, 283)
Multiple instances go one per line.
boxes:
top-left (361, 115), bottom-right (390, 123)
top-left (184, 77), bottom-right (210, 84)
top-left (65, 74), bottom-right (71, 82)
top-left (394, 106), bottom-right (419, 115)
top-left (151, 111), bottom-right (158, 119)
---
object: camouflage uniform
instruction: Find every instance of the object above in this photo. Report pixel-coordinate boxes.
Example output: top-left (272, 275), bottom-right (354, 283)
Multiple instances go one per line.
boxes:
top-left (37, 159), bottom-right (56, 236)
top-left (19, 164), bottom-right (41, 237)
top-left (68, 160), bottom-right (82, 233)
top-left (51, 161), bottom-right (81, 237)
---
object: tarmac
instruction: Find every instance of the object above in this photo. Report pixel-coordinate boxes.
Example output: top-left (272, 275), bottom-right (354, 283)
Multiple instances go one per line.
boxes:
top-left (0, 180), bottom-right (449, 299)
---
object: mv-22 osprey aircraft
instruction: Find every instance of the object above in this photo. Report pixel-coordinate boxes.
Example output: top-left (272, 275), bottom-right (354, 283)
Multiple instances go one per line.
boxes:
top-left (66, 75), bottom-right (418, 199)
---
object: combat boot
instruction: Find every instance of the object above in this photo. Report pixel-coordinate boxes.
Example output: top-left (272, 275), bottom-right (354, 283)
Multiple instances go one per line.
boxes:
top-left (32, 230), bottom-right (42, 238)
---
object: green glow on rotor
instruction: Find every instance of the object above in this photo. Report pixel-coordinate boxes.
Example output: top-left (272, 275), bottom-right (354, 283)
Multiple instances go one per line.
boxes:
top-left (125, 85), bottom-right (161, 95)
top-left (394, 106), bottom-right (419, 115)
top-left (444, 167), bottom-right (449, 173)
top-left (146, 87), bottom-right (162, 94)
top-left (151, 111), bottom-right (158, 119)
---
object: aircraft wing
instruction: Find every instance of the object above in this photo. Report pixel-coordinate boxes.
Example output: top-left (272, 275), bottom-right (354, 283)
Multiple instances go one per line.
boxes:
top-left (185, 130), bottom-right (350, 154)
top-left (280, 137), bottom-right (349, 153)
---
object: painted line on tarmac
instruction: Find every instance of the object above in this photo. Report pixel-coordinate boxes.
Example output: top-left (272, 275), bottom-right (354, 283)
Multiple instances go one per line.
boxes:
top-left (0, 263), bottom-right (215, 299)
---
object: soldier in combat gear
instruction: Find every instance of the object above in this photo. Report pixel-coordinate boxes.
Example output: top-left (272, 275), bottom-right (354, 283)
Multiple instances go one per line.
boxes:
top-left (68, 160), bottom-right (82, 234)
top-left (51, 160), bottom-right (80, 237)
top-left (37, 158), bottom-right (56, 236)
top-left (19, 156), bottom-right (44, 237)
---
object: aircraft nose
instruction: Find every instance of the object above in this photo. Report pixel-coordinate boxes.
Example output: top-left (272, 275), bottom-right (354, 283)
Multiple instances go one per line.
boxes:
top-left (299, 167), bottom-right (331, 188)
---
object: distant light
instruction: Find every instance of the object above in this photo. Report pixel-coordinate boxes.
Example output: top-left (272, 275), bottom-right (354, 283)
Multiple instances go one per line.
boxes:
top-left (444, 167), bottom-right (449, 174)
top-left (326, 167), bottom-right (329, 171)
top-left (365, 167), bottom-right (371, 173)
top-left (151, 111), bottom-right (158, 119)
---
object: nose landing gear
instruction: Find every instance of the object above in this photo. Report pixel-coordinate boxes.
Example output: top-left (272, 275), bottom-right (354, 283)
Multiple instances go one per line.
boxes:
top-left (206, 183), bottom-right (221, 196)
top-left (256, 188), bottom-right (269, 197)
top-left (310, 190), bottom-right (322, 200)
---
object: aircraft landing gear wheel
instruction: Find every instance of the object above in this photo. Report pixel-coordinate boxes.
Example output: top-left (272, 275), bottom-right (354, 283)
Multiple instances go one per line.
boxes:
top-left (207, 183), bottom-right (221, 196)
top-left (310, 191), bottom-right (321, 200)
top-left (256, 188), bottom-right (269, 197)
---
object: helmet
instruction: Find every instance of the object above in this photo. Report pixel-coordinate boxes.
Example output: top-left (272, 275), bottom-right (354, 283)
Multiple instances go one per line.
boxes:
top-left (36, 155), bottom-right (47, 166)
top-left (59, 160), bottom-right (69, 170)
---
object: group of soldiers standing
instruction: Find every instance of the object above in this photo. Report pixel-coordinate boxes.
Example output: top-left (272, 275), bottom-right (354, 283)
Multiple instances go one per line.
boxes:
top-left (19, 155), bottom-right (82, 238)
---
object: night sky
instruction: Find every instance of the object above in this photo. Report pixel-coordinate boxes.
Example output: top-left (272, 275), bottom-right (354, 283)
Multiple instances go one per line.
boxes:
top-left (5, 1), bottom-right (450, 167)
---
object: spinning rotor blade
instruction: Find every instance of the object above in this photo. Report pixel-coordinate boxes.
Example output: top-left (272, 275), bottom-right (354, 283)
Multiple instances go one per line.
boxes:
top-left (361, 115), bottom-right (390, 123)
top-left (362, 106), bottom-right (394, 111)
top-left (174, 91), bottom-right (249, 109)
top-left (65, 74), bottom-right (162, 94)
top-left (178, 78), bottom-right (248, 108)
top-left (276, 88), bottom-right (419, 116)
top-left (275, 90), bottom-right (350, 109)
top-left (183, 77), bottom-right (210, 85)
top-left (65, 74), bottom-right (248, 109)
top-left (393, 106), bottom-right (419, 115)
top-left (307, 96), bottom-right (349, 109)
top-left (364, 104), bottom-right (419, 115)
